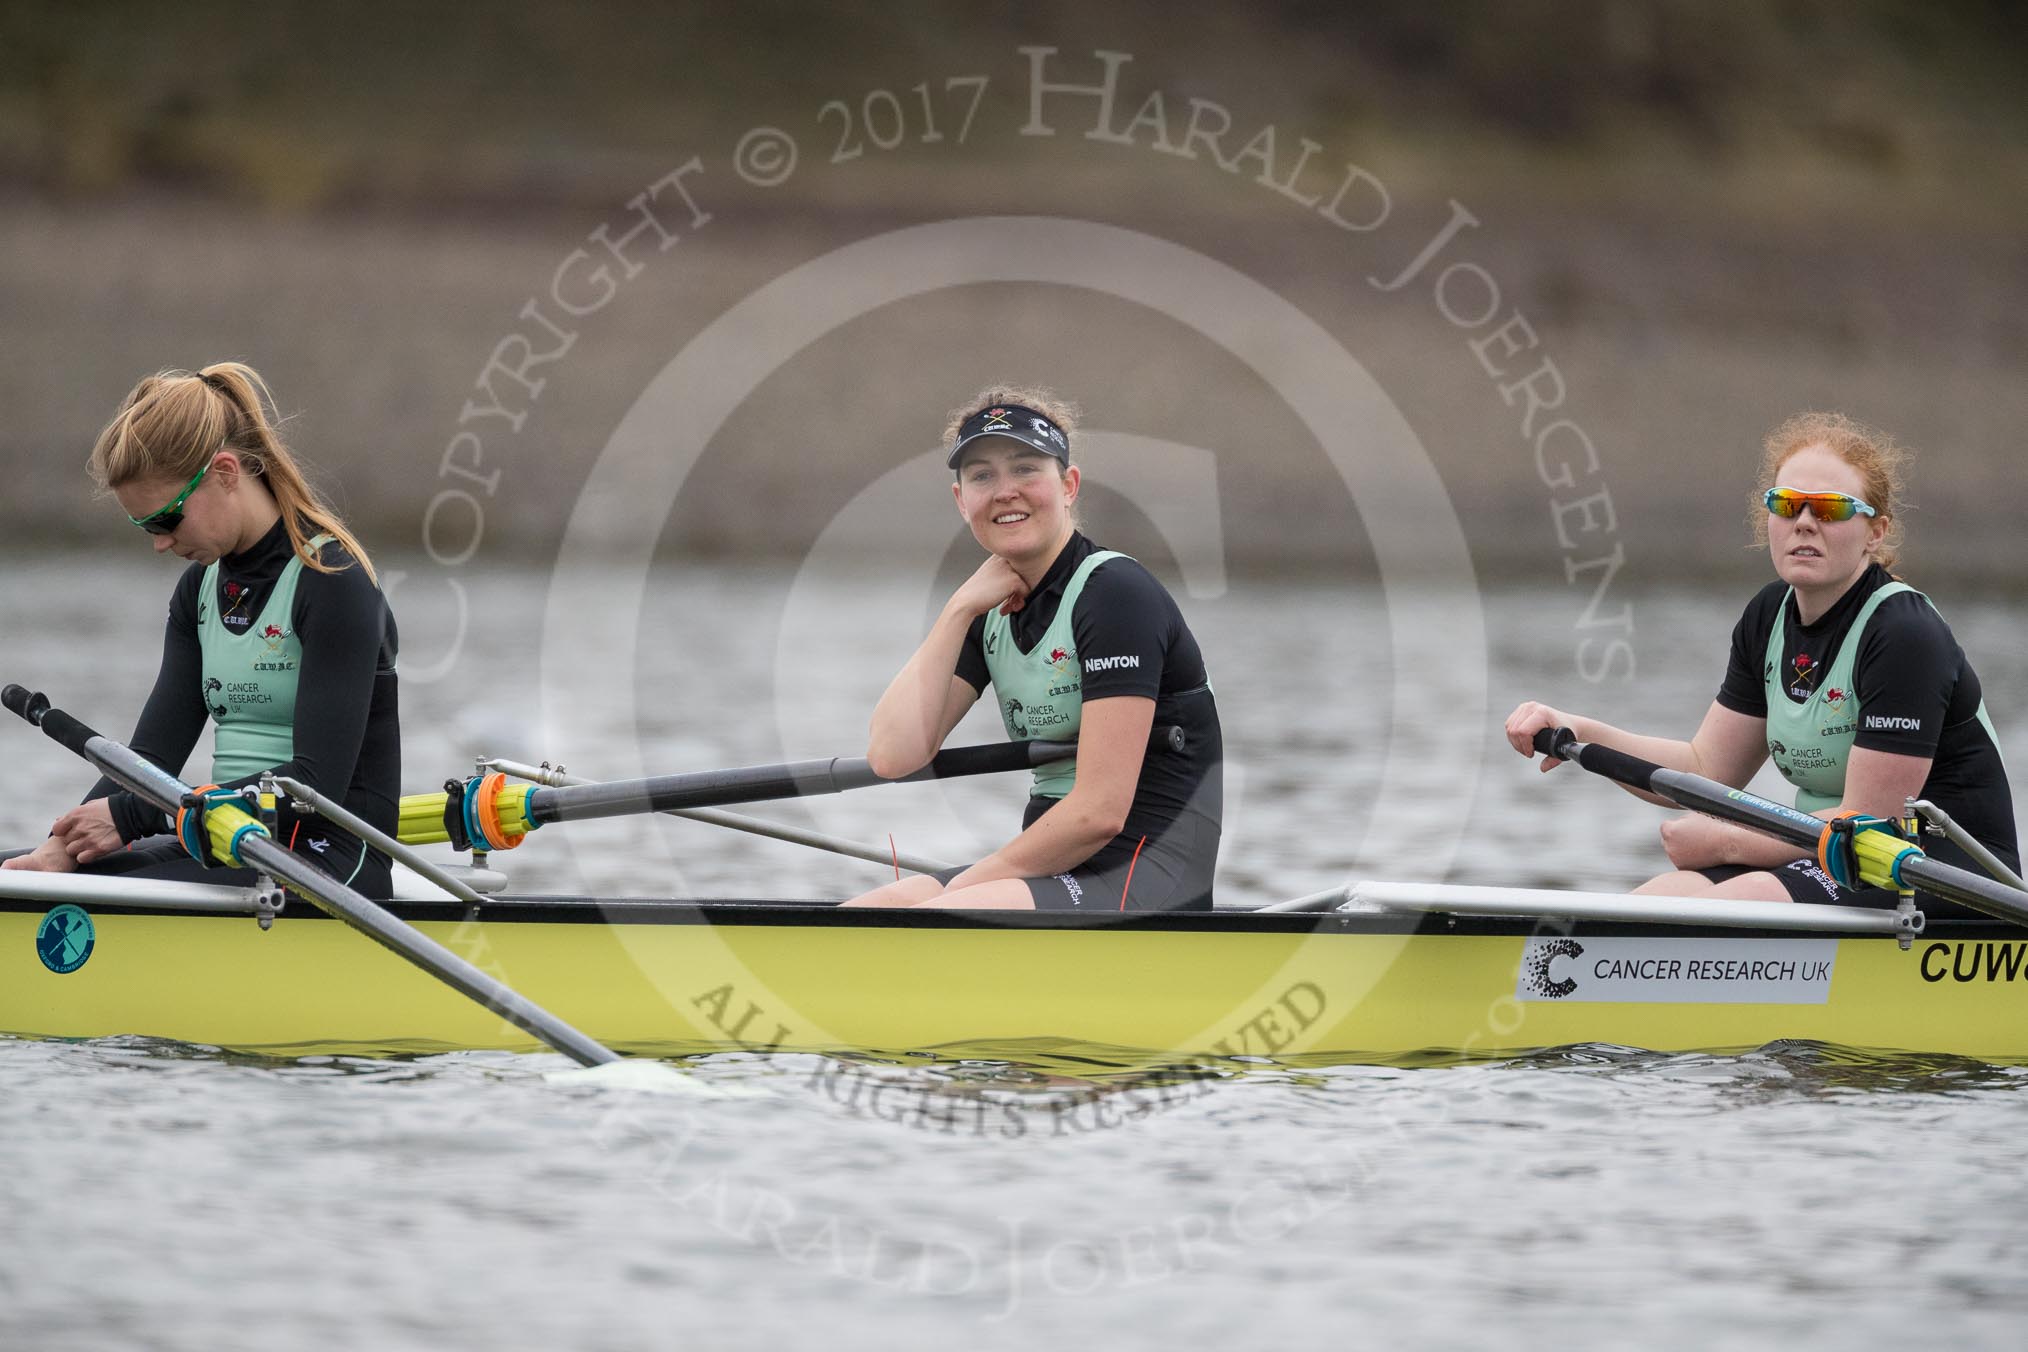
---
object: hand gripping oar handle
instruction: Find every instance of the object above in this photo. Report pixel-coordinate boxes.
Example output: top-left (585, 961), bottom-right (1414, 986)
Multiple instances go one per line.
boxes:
top-left (3, 684), bottom-right (622, 1067)
top-left (1532, 726), bottom-right (1663, 795)
top-left (1532, 725), bottom-right (2028, 926)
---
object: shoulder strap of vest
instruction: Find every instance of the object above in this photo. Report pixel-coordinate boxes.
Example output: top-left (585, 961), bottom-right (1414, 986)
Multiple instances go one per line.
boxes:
top-left (983, 548), bottom-right (1130, 635)
top-left (269, 531), bottom-right (340, 588)
top-left (1861, 578), bottom-right (1915, 606)
top-left (1063, 548), bottom-right (1127, 594)
top-left (292, 531), bottom-right (337, 567)
top-left (1839, 579), bottom-right (1917, 645)
top-left (1769, 578), bottom-right (1916, 644)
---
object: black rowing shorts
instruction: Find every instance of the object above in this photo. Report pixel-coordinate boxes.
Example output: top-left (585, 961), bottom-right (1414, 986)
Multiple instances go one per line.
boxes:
top-left (1698, 860), bottom-right (1983, 921)
top-left (935, 796), bottom-right (1219, 913)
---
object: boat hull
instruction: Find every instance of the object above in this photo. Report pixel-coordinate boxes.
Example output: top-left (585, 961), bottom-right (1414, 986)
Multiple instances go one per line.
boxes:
top-left (6, 895), bottom-right (2026, 1062)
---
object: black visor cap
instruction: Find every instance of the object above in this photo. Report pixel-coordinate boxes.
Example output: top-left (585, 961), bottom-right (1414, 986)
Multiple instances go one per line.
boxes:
top-left (947, 404), bottom-right (1070, 469)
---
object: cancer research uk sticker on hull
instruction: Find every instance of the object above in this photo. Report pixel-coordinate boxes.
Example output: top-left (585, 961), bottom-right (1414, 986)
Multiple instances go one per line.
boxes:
top-left (1518, 936), bottom-right (1835, 1004)
top-left (37, 904), bottom-right (95, 975)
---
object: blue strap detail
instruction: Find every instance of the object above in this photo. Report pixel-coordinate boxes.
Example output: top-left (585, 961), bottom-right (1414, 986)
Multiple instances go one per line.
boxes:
top-left (1886, 841), bottom-right (1920, 891)
top-left (506, 785), bottom-right (540, 839)
top-left (226, 821), bottom-right (266, 869)
top-left (452, 776), bottom-right (541, 852)
top-left (181, 786), bottom-right (261, 867)
top-left (178, 803), bottom-right (207, 864)
top-left (1824, 815), bottom-right (1916, 891)
top-left (461, 779), bottom-right (486, 854)
top-left (1823, 820), bottom-right (1858, 890)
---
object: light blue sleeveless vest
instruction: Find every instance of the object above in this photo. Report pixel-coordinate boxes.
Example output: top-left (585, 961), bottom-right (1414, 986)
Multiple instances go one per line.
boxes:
top-left (1762, 581), bottom-right (2002, 812)
top-left (981, 550), bottom-right (1125, 799)
top-left (197, 536), bottom-right (328, 781)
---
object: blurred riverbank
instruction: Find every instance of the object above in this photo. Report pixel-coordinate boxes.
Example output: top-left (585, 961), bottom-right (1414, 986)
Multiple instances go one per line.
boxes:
top-left (2, 3), bottom-right (2023, 584)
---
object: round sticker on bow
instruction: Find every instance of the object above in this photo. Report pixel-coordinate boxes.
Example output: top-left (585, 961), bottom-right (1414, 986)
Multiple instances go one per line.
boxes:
top-left (37, 904), bottom-right (96, 975)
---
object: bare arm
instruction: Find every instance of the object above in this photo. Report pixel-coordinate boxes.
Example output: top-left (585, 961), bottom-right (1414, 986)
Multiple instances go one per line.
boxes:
top-left (944, 695), bottom-right (1154, 884)
top-left (865, 620), bottom-right (983, 778)
top-left (866, 556), bottom-right (1030, 777)
top-left (1660, 744), bottom-right (1933, 871)
top-left (1506, 699), bottom-right (1768, 807)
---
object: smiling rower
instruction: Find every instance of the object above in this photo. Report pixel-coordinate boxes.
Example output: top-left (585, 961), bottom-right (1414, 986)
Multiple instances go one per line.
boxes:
top-left (0, 363), bottom-right (401, 897)
top-left (843, 388), bottom-right (1222, 911)
top-left (1507, 411), bottom-right (2016, 915)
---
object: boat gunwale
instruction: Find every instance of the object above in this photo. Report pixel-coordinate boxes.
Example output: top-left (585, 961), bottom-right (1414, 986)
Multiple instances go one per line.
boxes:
top-left (2, 892), bottom-right (2020, 941)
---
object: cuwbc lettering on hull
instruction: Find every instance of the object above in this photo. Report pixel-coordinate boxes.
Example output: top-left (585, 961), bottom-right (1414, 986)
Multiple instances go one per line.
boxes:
top-left (1918, 941), bottom-right (2028, 984)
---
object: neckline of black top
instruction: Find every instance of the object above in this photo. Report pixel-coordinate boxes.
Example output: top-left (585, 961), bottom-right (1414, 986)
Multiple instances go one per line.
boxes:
top-left (1788, 561), bottom-right (1894, 636)
top-left (220, 516), bottom-right (297, 575)
top-left (1006, 532), bottom-right (1097, 646)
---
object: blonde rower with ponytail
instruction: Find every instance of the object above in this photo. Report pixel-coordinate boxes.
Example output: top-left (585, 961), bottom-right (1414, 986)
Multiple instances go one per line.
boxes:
top-left (88, 363), bottom-right (377, 580)
top-left (2, 363), bottom-right (404, 897)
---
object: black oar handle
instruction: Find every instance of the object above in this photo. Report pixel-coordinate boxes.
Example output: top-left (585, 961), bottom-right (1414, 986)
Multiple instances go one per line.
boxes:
top-left (1533, 725), bottom-right (1656, 793)
top-left (4, 684), bottom-right (100, 758)
top-left (2, 683), bottom-right (40, 721)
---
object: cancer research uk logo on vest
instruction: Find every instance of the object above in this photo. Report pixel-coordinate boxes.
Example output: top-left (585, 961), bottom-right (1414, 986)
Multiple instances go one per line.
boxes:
top-left (1517, 935), bottom-right (1836, 1004)
top-left (37, 904), bottom-right (95, 975)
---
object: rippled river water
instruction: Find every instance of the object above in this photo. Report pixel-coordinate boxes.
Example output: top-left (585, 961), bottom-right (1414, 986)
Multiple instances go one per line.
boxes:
top-left (3, 554), bottom-right (2025, 1349)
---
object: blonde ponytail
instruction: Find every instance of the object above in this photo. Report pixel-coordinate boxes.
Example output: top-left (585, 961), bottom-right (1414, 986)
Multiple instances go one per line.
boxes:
top-left (89, 362), bottom-right (377, 584)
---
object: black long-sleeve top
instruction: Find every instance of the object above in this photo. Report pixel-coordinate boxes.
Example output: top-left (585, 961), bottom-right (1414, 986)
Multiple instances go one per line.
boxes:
top-left (86, 519), bottom-right (401, 893)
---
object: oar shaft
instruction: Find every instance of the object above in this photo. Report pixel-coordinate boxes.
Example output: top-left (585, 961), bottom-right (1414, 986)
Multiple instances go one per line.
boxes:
top-left (1534, 729), bottom-right (1822, 847)
top-left (523, 728), bottom-right (1183, 827)
top-left (2, 684), bottom-right (621, 1067)
top-left (478, 756), bottom-right (957, 875)
top-left (5, 688), bottom-right (199, 823)
top-left (272, 775), bottom-right (492, 908)
top-left (525, 751), bottom-right (959, 825)
top-left (1534, 727), bottom-right (2028, 926)
top-left (231, 833), bottom-right (619, 1065)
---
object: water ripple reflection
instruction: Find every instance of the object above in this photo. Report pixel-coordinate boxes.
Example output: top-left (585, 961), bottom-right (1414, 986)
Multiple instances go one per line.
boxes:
top-left (4, 562), bottom-right (2027, 1347)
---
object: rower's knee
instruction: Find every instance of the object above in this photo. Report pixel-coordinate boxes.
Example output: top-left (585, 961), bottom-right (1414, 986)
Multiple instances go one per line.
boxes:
top-left (1633, 870), bottom-right (1716, 896)
top-left (926, 879), bottom-right (1037, 910)
top-left (840, 874), bottom-right (947, 907)
top-left (1698, 871), bottom-right (1795, 903)
top-left (1635, 869), bottom-right (1792, 903)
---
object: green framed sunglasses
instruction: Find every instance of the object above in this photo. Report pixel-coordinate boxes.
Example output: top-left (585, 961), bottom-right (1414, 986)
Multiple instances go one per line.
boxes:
top-left (126, 459), bottom-right (213, 536)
